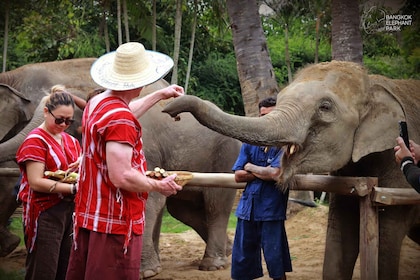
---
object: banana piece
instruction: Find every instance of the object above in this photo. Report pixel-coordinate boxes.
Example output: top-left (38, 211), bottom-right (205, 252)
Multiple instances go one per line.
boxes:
top-left (146, 167), bottom-right (192, 186)
top-left (44, 170), bottom-right (79, 183)
top-left (146, 167), bottom-right (169, 180)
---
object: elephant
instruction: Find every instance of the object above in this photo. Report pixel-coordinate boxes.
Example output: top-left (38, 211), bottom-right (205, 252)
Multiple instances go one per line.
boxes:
top-left (162, 60), bottom-right (420, 280)
top-left (0, 59), bottom-right (97, 257)
top-left (0, 58), bottom-right (99, 157)
top-left (0, 161), bottom-right (21, 257)
top-left (0, 59), bottom-right (240, 277)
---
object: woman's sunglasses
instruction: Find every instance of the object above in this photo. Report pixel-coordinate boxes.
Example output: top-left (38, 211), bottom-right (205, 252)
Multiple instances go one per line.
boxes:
top-left (48, 109), bottom-right (75, 125)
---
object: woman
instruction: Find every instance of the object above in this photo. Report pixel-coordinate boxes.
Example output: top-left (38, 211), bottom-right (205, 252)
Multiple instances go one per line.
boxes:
top-left (16, 85), bottom-right (81, 280)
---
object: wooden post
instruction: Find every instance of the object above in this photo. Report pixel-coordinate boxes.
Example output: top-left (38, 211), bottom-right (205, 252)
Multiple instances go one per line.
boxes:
top-left (359, 177), bottom-right (378, 280)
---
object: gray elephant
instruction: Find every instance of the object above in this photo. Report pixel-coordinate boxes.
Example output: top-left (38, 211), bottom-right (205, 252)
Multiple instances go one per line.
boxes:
top-left (0, 59), bottom-right (240, 276)
top-left (0, 84), bottom-right (33, 142)
top-left (0, 161), bottom-right (21, 257)
top-left (0, 60), bottom-right (96, 256)
top-left (163, 60), bottom-right (420, 280)
top-left (0, 58), bottom-right (98, 158)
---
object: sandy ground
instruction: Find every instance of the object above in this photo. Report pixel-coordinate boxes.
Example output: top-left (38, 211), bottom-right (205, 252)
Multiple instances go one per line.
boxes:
top-left (1, 204), bottom-right (419, 280)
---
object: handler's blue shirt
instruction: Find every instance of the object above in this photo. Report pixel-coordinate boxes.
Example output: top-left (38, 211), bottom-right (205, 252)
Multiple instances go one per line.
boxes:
top-left (232, 144), bottom-right (288, 221)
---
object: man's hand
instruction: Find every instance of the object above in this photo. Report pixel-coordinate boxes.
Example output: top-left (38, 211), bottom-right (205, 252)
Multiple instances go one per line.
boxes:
top-left (158, 174), bottom-right (183, 197)
top-left (158, 84), bottom-right (185, 100)
top-left (395, 136), bottom-right (414, 165)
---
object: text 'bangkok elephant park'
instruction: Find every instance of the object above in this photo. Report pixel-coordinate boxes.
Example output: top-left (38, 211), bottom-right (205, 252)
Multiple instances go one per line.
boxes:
top-left (1, 0), bottom-right (420, 280)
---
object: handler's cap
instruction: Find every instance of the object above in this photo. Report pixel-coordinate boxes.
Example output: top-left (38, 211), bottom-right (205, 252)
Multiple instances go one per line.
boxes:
top-left (90, 42), bottom-right (174, 91)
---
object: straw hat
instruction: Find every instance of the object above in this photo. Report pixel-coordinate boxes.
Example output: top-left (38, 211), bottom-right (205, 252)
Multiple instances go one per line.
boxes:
top-left (90, 42), bottom-right (174, 91)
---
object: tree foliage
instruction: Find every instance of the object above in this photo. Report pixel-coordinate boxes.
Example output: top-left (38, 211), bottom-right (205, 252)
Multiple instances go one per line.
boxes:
top-left (0, 0), bottom-right (418, 113)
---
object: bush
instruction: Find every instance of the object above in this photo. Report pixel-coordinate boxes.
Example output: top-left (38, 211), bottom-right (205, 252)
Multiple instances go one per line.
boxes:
top-left (190, 53), bottom-right (244, 115)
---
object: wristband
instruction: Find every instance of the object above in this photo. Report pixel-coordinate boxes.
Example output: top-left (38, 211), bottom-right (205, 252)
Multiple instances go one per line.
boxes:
top-left (71, 183), bottom-right (77, 195)
top-left (400, 156), bottom-right (414, 171)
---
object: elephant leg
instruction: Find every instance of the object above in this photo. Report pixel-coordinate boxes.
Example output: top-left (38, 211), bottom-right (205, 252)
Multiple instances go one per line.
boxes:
top-left (198, 205), bottom-right (233, 271)
top-left (407, 223), bottom-right (420, 245)
top-left (140, 191), bottom-right (167, 279)
top-left (377, 205), bottom-right (413, 280)
top-left (323, 194), bottom-right (359, 280)
top-left (0, 176), bottom-right (21, 257)
top-left (167, 188), bottom-right (236, 271)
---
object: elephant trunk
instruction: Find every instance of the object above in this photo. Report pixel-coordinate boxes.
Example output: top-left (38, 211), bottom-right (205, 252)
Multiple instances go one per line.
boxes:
top-left (163, 95), bottom-right (304, 147)
top-left (0, 96), bottom-right (48, 163)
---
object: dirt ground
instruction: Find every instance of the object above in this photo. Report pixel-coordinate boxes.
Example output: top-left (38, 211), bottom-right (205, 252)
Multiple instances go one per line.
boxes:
top-left (1, 204), bottom-right (419, 280)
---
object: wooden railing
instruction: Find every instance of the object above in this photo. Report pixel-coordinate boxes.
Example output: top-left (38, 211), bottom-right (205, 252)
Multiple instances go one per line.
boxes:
top-left (2, 168), bottom-right (420, 280)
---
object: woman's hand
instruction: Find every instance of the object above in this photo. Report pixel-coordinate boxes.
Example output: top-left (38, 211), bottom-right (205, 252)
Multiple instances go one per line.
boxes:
top-left (67, 156), bottom-right (81, 173)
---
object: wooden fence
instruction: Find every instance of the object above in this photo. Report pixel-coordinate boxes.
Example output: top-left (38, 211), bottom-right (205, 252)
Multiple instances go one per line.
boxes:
top-left (2, 168), bottom-right (420, 279)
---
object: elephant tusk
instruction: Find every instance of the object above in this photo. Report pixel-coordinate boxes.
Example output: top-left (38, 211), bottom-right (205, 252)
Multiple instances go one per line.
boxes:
top-left (285, 144), bottom-right (300, 159)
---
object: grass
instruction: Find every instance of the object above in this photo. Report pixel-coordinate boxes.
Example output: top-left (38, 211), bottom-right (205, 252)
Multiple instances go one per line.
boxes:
top-left (161, 208), bottom-right (237, 233)
top-left (8, 218), bottom-right (24, 247)
top-left (1, 217), bottom-right (25, 280)
top-left (0, 271), bottom-right (23, 280)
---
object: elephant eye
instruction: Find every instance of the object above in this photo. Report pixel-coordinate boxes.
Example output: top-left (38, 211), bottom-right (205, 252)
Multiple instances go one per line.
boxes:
top-left (319, 100), bottom-right (332, 111)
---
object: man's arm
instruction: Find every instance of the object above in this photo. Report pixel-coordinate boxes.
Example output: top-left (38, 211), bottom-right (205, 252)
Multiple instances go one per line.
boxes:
top-left (234, 169), bottom-right (256, 183)
top-left (244, 163), bottom-right (281, 181)
top-left (106, 141), bottom-right (182, 196)
top-left (401, 159), bottom-right (420, 194)
top-left (129, 84), bottom-right (184, 119)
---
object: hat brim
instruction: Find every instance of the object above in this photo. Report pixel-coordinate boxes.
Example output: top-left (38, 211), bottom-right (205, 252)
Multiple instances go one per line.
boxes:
top-left (90, 50), bottom-right (174, 91)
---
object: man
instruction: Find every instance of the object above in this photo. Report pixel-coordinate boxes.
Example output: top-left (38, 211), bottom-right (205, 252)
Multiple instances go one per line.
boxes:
top-left (231, 96), bottom-right (292, 280)
top-left (394, 137), bottom-right (420, 193)
top-left (66, 42), bottom-right (184, 280)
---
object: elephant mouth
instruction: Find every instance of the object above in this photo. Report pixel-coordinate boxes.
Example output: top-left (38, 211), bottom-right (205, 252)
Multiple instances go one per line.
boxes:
top-left (284, 143), bottom-right (300, 158)
top-left (279, 143), bottom-right (302, 187)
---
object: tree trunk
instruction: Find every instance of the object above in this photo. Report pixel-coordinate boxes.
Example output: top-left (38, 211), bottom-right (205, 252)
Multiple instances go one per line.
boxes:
top-left (122, 0), bottom-right (129, 42)
top-left (117, 0), bottom-right (122, 45)
top-left (102, 0), bottom-right (110, 52)
top-left (2, 0), bottom-right (9, 72)
top-left (315, 13), bottom-right (321, 64)
top-left (171, 0), bottom-right (183, 85)
top-left (226, 0), bottom-right (279, 117)
top-left (284, 24), bottom-right (292, 84)
top-left (152, 0), bottom-right (156, 51)
top-left (331, 0), bottom-right (363, 64)
top-left (184, 0), bottom-right (197, 94)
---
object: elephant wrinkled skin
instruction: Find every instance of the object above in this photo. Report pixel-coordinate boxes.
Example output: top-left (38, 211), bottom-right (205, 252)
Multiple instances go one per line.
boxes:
top-left (163, 60), bottom-right (420, 280)
top-left (0, 59), bottom-right (240, 277)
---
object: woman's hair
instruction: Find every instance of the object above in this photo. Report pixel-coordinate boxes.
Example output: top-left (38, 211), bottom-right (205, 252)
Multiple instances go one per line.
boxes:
top-left (45, 85), bottom-right (75, 111)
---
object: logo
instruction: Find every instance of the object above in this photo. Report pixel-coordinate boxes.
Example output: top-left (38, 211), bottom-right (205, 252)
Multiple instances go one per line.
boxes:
top-left (361, 6), bottom-right (413, 34)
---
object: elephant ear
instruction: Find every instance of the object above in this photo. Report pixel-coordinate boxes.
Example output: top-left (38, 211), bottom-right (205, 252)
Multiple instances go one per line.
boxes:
top-left (352, 82), bottom-right (405, 162)
top-left (0, 83), bottom-right (33, 121)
